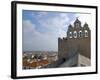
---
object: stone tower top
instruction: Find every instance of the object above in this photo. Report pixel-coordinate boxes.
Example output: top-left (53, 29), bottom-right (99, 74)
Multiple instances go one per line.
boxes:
top-left (74, 18), bottom-right (81, 28)
top-left (83, 22), bottom-right (90, 30)
top-left (67, 18), bottom-right (90, 39)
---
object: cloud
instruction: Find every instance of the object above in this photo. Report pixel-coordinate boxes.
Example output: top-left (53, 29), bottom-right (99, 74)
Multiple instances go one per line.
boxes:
top-left (31, 12), bottom-right (48, 19)
top-left (37, 12), bottom-right (48, 17)
top-left (22, 20), bottom-right (58, 51)
top-left (37, 13), bottom-right (69, 38)
top-left (22, 12), bottom-right (79, 51)
top-left (59, 13), bottom-right (69, 22)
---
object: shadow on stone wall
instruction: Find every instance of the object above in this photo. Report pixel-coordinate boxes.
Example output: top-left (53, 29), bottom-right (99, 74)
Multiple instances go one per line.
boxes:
top-left (42, 59), bottom-right (66, 68)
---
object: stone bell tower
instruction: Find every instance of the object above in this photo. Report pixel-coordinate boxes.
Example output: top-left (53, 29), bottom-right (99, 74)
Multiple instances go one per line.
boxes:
top-left (58, 18), bottom-right (91, 61)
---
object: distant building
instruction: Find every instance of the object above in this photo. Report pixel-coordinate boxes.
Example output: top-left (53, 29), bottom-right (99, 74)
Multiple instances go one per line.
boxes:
top-left (58, 18), bottom-right (91, 67)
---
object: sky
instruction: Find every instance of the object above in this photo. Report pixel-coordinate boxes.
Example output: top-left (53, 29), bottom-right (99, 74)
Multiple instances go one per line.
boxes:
top-left (22, 10), bottom-right (91, 51)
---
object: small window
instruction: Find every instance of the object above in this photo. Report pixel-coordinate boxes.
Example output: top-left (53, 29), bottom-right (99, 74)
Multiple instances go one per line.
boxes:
top-left (69, 32), bottom-right (72, 38)
top-left (79, 30), bottom-right (82, 37)
top-left (73, 31), bottom-right (77, 38)
top-left (85, 30), bottom-right (88, 37)
top-left (76, 23), bottom-right (79, 27)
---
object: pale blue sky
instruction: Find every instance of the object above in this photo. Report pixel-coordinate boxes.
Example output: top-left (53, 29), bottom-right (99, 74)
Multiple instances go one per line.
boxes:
top-left (22, 10), bottom-right (90, 51)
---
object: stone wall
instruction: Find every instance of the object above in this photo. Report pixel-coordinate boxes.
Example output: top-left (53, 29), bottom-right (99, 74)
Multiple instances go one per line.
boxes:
top-left (58, 32), bottom-right (91, 60)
